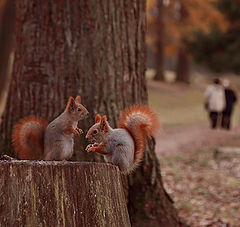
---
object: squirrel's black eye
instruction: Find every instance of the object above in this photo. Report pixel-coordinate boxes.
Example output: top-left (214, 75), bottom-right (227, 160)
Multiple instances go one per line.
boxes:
top-left (93, 130), bottom-right (98, 134)
top-left (77, 108), bottom-right (82, 112)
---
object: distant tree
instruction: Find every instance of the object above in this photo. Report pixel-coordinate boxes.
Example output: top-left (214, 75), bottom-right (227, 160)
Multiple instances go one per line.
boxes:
top-left (147, 0), bottom-right (227, 83)
top-left (147, 0), bottom-right (165, 81)
top-left (168, 0), bottom-right (227, 83)
top-left (0, 0), bottom-right (15, 122)
top-left (175, 3), bottom-right (190, 83)
top-left (190, 0), bottom-right (240, 74)
top-left (0, 1), bottom-right (185, 226)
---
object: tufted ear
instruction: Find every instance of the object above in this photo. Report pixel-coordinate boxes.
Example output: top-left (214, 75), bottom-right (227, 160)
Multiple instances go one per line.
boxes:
top-left (67, 96), bottom-right (76, 113)
top-left (75, 96), bottom-right (81, 104)
top-left (95, 114), bottom-right (101, 123)
top-left (100, 115), bottom-right (108, 132)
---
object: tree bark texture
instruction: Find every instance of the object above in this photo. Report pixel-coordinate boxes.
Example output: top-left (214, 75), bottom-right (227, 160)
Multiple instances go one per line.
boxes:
top-left (0, 161), bottom-right (130, 226)
top-left (0, 0), bottom-right (147, 158)
top-left (128, 139), bottom-right (185, 227)
top-left (0, 1), bottom-right (185, 226)
top-left (0, 0), bottom-right (15, 122)
top-left (154, 0), bottom-right (165, 81)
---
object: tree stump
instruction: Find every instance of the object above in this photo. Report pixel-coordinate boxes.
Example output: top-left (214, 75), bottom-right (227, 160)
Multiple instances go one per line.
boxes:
top-left (0, 161), bottom-right (130, 226)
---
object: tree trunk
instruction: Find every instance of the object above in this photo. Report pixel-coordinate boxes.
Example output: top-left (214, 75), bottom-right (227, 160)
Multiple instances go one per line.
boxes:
top-left (176, 45), bottom-right (190, 84)
top-left (154, 0), bottom-right (164, 81)
top-left (128, 139), bottom-right (185, 226)
top-left (0, 0), bottom-right (185, 226)
top-left (0, 160), bottom-right (130, 226)
top-left (0, 0), bottom-right (15, 122)
top-left (175, 3), bottom-right (190, 84)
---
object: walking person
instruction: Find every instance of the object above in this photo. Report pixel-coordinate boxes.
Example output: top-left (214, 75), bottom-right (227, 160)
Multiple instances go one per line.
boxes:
top-left (221, 80), bottom-right (238, 130)
top-left (205, 78), bottom-right (226, 129)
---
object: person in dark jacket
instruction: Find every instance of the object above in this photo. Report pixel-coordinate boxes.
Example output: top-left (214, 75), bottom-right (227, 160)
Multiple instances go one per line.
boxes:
top-left (221, 80), bottom-right (238, 130)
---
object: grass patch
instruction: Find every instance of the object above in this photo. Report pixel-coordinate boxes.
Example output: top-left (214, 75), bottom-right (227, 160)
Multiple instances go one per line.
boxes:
top-left (147, 73), bottom-right (240, 127)
top-left (148, 83), bottom-right (207, 126)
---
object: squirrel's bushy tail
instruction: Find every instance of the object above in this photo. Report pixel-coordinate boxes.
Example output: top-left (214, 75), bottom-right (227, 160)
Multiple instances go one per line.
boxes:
top-left (118, 105), bottom-right (160, 171)
top-left (12, 116), bottom-right (47, 160)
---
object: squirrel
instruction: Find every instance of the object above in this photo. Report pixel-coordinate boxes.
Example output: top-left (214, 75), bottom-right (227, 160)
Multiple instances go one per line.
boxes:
top-left (85, 105), bottom-right (159, 174)
top-left (12, 96), bottom-right (89, 161)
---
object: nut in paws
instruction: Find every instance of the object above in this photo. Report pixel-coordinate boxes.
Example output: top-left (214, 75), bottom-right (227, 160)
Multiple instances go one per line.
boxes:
top-left (86, 144), bottom-right (94, 153)
top-left (76, 128), bottom-right (83, 134)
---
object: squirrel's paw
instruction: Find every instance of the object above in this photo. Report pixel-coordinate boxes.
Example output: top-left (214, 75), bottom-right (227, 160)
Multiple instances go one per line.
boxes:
top-left (86, 144), bottom-right (94, 153)
top-left (76, 127), bottom-right (83, 135)
top-left (86, 143), bottom-right (98, 153)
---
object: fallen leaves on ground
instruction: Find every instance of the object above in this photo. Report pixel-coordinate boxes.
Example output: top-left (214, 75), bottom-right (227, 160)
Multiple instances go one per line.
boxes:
top-left (161, 147), bottom-right (240, 227)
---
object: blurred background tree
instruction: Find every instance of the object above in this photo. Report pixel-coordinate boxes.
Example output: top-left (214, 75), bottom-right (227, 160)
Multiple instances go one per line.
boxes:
top-left (147, 0), bottom-right (227, 83)
top-left (147, 0), bottom-right (165, 81)
top-left (191, 0), bottom-right (240, 74)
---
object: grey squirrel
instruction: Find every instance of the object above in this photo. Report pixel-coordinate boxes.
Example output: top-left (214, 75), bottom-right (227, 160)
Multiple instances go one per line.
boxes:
top-left (12, 96), bottom-right (89, 160)
top-left (85, 105), bottom-right (159, 174)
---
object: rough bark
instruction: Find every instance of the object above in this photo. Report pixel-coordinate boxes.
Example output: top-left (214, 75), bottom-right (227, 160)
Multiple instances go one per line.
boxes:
top-left (0, 0), bottom-right (185, 226)
top-left (128, 139), bottom-right (185, 226)
top-left (154, 0), bottom-right (164, 81)
top-left (0, 0), bottom-right (15, 122)
top-left (0, 0), bottom-right (147, 158)
top-left (0, 160), bottom-right (130, 226)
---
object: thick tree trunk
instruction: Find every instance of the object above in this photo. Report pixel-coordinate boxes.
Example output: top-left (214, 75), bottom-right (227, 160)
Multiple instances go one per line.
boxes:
top-left (128, 139), bottom-right (185, 226)
top-left (0, 160), bottom-right (130, 226)
top-left (154, 0), bottom-right (164, 81)
top-left (0, 0), bottom-right (15, 122)
top-left (0, 0), bottom-right (185, 226)
top-left (176, 46), bottom-right (190, 84)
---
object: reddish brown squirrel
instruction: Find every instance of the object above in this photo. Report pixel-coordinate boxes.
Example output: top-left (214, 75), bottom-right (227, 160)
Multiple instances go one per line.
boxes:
top-left (85, 105), bottom-right (159, 174)
top-left (12, 96), bottom-right (89, 160)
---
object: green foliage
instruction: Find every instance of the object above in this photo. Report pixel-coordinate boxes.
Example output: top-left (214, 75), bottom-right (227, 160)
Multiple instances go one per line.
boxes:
top-left (190, 0), bottom-right (240, 73)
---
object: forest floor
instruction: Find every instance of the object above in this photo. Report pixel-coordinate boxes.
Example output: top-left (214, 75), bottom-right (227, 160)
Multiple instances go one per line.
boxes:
top-left (147, 73), bottom-right (240, 227)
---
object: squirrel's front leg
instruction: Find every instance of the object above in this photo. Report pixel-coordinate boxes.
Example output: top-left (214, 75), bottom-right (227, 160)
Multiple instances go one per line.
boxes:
top-left (64, 125), bottom-right (82, 136)
top-left (86, 143), bottom-right (108, 155)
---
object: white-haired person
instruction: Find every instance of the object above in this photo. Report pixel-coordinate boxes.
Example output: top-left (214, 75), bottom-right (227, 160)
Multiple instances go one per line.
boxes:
top-left (205, 78), bottom-right (226, 129)
top-left (221, 79), bottom-right (238, 130)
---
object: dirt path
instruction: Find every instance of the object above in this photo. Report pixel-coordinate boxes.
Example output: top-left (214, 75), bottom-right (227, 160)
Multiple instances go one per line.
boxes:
top-left (155, 123), bottom-right (240, 158)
